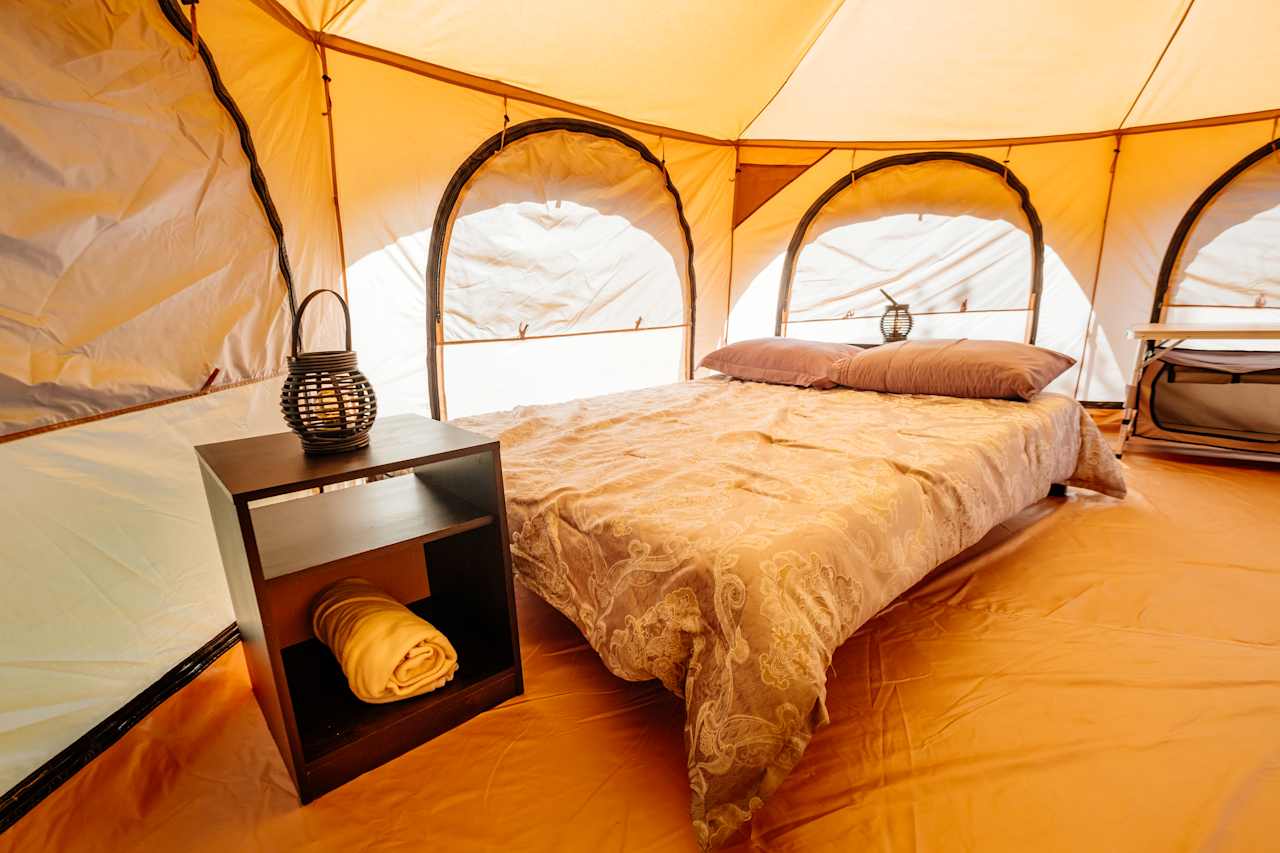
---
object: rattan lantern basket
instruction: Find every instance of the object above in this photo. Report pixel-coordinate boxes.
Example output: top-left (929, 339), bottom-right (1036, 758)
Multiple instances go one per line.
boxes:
top-left (280, 289), bottom-right (377, 455)
top-left (879, 288), bottom-right (913, 343)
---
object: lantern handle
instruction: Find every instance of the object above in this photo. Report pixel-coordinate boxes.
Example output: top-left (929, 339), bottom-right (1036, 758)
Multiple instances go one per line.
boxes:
top-left (292, 288), bottom-right (353, 357)
top-left (879, 288), bottom-right (902, 307)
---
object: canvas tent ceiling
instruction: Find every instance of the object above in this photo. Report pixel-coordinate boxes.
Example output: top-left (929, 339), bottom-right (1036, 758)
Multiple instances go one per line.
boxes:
top-left (276, 0), bottom-right (1280, 143)
top-left (276, 0), bottom-right (844, 140)
top-left (3, 0), bottom-right (1280, 829)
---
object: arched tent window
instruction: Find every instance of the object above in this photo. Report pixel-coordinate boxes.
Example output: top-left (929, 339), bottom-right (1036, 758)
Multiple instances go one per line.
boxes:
top-left (426, 118), bottom-right (696, 418)
top-left (1152, 137), bottom-right (1280, 348)
top-left (775, 152), bottom-right (1044, 345)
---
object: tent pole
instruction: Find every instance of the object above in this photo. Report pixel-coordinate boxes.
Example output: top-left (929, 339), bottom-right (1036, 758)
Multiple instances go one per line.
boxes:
top-left (723, 144), bottom-right (740, 347)
top-left (1074, 136), bottom-right (1123, 399)
top-left (319, 45), bottom-right (350, 303)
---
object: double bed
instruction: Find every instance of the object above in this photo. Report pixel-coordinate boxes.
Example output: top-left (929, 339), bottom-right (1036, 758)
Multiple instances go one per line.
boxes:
top-left (454, 375), bottom-right (1125, 847)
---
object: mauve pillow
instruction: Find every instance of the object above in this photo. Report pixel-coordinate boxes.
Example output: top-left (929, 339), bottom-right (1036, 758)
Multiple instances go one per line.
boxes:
top-left (827, 338), bottom-right (1075, 401)
top-left (700, 338), bottom-right (863, 389)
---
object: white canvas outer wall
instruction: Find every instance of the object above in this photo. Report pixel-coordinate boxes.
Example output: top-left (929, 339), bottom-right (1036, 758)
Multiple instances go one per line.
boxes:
top-left (0, 0), bottom-right (342, 792)
top-left (442, 131), bottom-right (689, 342)
top-left (0, 0), bottom-right (290, 436)
top-left (0, 379), bottom-right (284, 792)
top-left (1084, 119), bottom-right (1280, 398)
top-left (729, 125), bottom-right (1280, 401)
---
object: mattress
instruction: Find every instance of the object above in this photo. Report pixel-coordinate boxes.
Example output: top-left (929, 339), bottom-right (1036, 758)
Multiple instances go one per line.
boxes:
top-left (454, 377), bottom-right (1126, 846)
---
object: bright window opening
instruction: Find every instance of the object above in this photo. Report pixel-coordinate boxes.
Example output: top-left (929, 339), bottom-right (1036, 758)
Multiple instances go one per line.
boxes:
top-left (1164, 148), bottom-right (1280, 349)
top-left (781, 158), bottom-right (1037, 345)
top-left (439, 127), bottom-right (692, 417)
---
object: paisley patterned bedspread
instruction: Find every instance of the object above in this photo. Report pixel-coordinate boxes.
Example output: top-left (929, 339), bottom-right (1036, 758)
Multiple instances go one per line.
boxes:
top-left (454, 377), bottom-right (1126, 848)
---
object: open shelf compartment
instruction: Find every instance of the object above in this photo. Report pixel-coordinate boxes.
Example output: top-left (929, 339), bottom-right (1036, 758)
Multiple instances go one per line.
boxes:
top-left (251, 473), bottom-right (493, 580)
top-left (282, 596), bottom-right (515, 766)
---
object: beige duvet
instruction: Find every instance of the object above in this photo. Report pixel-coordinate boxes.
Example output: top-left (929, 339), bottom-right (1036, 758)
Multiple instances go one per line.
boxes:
top-left (454, 377), bottom-right (1126, 847)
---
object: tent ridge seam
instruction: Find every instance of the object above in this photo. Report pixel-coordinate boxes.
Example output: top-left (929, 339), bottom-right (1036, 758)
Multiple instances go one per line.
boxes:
top-left (739, 107), bottom-right (1280, 151)
top-left (0, 371), bottom-right (287, 446)
top-left (1074, 136), bottom-right (1124, 398)
top-left (243, 0), bottom-right (1274, 151)
top-left (738, 0), bottom-right (850, 139)
top-left (1117, 0), bottom-right (1197, 130)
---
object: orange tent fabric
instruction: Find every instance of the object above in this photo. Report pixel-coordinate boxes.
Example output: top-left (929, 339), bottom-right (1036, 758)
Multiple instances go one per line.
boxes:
top-left (7, 445), bottom-right (1278, 852)
top-left (4, 0), bottom-right (1280, 830)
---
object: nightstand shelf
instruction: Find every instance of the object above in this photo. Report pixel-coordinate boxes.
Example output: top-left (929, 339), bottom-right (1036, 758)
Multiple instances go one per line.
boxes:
top-left (283, 595), bottom-right (516, 787)
top-left (195, 414), bottom-right (522, 803)
top-left (251, 474), bottom-right (493, 580)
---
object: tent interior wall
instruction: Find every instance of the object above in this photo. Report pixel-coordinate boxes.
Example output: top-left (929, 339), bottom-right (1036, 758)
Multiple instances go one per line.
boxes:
top-left (2, 0), bottom-right (1279, 827)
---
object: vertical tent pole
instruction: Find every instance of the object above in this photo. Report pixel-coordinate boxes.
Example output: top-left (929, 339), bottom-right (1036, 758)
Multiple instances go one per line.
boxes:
top-left (723, 143), bottom-right (740, 347)
top-left (319, 44), bottom-right (350, 304)
top-left (1074, 136), bottom-right (1123, 400)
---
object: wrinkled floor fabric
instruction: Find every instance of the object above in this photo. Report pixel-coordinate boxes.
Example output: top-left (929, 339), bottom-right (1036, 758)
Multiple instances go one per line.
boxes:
top-left (5, 434), bottom-right (1279, 852)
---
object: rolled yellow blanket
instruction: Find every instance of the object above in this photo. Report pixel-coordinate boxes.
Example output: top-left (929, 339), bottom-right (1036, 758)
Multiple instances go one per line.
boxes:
top-left (311, 577), bottom-right (459, 704)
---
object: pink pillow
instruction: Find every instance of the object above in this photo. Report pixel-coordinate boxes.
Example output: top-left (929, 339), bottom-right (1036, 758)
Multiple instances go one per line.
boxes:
top-left (700, 338), bottom-right (863, 389)
top-left (827, 339), bottom-right (1075, 401)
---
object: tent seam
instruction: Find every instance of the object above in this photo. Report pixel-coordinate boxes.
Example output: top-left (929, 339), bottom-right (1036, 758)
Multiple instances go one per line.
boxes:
top-left (737, 0), bottom-right (849, 140)
top-left (321, 0), bottom-right (361, 31)
top-left (160, 0), bottom-right (300, 320)
top-left (1117, 0), bottom-right (1197, 130)
top-left (318, 45), bottom-right (350, 303)
top-left (1073, 137), bottom-right (1123, 399)
top-left (0, 371), bottom-right (287, 446)
top-left (242, 1), bottom-right (1278, 150)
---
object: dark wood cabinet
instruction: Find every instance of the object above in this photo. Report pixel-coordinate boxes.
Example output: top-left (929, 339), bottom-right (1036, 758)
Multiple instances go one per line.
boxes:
top-left (195, 414), bottom-right (522, 802)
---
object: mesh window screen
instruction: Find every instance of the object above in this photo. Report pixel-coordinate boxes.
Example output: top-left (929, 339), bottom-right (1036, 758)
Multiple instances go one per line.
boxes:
top-left (783, 159), bottom-right (1035, 344)
top-left (1163, 147), bottom-right (1280, 349)
top-left (440, 129), bottom-right (691, 416)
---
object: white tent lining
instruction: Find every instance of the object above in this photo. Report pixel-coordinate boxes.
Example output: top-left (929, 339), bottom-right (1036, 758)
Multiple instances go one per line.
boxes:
top-left (0, 0), bottom-right (309, 445)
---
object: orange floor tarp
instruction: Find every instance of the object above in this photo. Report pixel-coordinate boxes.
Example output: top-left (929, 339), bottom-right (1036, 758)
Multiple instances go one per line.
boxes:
top-left (6, 448), bottom-right (1280, 852)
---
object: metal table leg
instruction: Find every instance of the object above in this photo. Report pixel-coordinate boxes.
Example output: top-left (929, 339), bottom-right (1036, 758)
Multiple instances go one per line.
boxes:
top-left (1118, 337), bottom-right (1184, 458)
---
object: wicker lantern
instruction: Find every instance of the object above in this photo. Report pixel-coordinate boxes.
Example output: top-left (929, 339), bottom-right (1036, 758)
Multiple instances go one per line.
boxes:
top-left (878, 288), bottom-right (913, 343)
top-left (280, 289), bottom-right (377, 454)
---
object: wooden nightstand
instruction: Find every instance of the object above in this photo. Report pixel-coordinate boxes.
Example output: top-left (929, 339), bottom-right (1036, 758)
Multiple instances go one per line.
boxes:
top-left (195, 414), bottom-right (522, 802)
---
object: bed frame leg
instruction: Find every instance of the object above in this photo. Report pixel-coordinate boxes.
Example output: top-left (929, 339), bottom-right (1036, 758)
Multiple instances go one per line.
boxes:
top-left (1048, 483), bottom-right (1067, 497)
